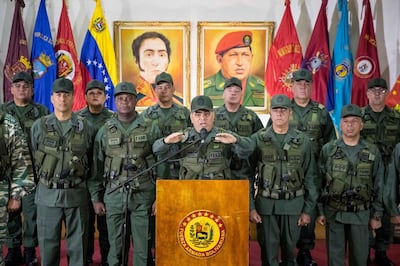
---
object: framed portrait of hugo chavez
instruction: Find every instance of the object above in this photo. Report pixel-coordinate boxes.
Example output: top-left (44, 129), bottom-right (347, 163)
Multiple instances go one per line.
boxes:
top-left (198, 21), bottom-right (274, 113)
top-left (113, 21), bottom-right (191, 110)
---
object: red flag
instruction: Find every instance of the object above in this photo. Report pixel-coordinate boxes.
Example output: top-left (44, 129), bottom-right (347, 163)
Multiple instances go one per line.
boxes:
top-left (386, 74), bottom-right (400, 110)
top-left (3, 0), bottom-right (31, 102)
top-left (351, 0), bottom-right (380, 107)
top-left (304, 0), bottom-right (332, 107)
top-left (55, 0), bottom-right (85, 111)
top-left (265, 0), bottom-right (303, 98)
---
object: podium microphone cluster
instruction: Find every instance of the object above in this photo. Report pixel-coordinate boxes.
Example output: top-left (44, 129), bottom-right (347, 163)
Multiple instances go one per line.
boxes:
top-left (200, 128), bottom-right (207, 144)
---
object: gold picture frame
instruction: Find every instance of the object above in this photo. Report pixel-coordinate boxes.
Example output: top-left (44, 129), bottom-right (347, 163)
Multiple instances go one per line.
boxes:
top-left (197, 21), bottom-right (274, 113)
top-left (114, 21), bottom-right (191, 110)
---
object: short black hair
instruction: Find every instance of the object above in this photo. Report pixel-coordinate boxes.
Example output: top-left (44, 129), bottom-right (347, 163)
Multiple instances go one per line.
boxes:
top-left (132, 32), bottom-right (171, 71)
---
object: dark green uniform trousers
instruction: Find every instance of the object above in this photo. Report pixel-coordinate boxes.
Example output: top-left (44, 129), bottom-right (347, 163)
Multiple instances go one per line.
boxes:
top-left (104, 188), bottom-right (154, 266)
top-left (258, 214), bottom-right (300, 266)
top-left (326, 221), bottom-right (369, 266)
top-left (37, 204), bottom-right (88, 266)
top-left (7, 192), bottom-right (37, 248)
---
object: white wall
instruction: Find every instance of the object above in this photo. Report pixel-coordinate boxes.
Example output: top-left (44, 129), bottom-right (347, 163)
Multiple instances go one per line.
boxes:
top-left (0, 0), bottom-right (399, 124)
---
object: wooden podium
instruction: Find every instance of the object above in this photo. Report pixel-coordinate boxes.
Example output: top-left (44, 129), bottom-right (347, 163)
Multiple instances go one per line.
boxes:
top-left (156, 180), bottom-right (249, 266)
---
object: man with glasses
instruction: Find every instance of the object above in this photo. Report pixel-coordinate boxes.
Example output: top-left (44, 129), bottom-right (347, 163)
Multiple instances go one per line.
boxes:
top-left (361, 77), bottom-right (400, 266)
top-left (317, 104), bottom-right (384, 266)
top-left (153, 95), bottom-right (254, 180)
top-left (250, 94), bottom-right (318, 266)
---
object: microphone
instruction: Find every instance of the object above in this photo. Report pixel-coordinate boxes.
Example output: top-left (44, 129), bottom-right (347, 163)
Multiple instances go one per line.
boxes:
top-left (200, 128), bottom-right (207, 144)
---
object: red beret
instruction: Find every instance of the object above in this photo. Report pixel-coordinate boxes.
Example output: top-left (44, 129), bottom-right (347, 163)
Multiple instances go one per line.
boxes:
top-left (215, 31), bottom-right (253, 55)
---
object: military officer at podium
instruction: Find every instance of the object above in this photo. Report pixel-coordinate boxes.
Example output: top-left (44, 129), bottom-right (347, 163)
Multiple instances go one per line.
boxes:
top-left (153, 95), bottom-right (255, 180)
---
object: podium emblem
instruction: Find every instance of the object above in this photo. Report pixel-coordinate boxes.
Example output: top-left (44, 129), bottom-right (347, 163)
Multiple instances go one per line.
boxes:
top-left (177, 210), bottom-right (226, 258)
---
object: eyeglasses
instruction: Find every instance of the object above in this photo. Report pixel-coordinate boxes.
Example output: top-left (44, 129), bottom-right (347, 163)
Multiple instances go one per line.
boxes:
top-left (368, 88), bottom-right (387, 94)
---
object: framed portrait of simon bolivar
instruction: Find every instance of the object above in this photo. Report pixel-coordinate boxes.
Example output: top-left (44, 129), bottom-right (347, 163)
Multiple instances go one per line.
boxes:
top-left (113, 21), bottom-right (190, 110)
top-left (198, 21), bottom-right (275, 113)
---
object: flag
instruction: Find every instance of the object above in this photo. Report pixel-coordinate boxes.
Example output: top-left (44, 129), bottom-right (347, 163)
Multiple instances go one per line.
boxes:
top-left (331, 0), bottom-right (353, 129)
top-left (386, 74), bottom-right (400, 111)
top-left (31, 0), bottom-right (57, 111)
top-left (80, 0), bottom-right (118, 110)
top-left (3, 0), bottom-right (31, 102)
top-left (351, 0), bottom-right (380, 107)
top-left (303, 0), bottom-right (333, 110)
top-left (265, 0), bottom-right (303, 99)
top-left (55, 0), bottom-right (85, 111)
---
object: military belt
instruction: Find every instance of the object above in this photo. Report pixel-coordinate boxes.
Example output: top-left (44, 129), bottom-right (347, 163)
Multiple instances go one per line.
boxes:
top-left (261, 188), bottom-right (304, 200)
top-left (327, 200), bottom-right (370, 212)
top-left (40, 178), bottom-right (83, 189)
top-left (108, 174), bottom-right (151, 190)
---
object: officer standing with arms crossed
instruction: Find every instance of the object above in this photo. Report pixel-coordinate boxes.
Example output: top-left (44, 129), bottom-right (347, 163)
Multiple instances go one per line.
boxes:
top-left (250, 94), bottom-right (318, 266)
top-left (360, 77), bottom-right (399, 266)
top-left (89, 82), bottom-right (162, 266)
top-left (0, 109), bottom-right (35, 265)
top-left (266, 68), bottom-right (337, 265)
top-left (153, 95), bottom-right (255, 180)
top-left (76, 79), bottom-right (113, 266)
top-left (0, 71), bottom-right (49, 266)
top-left (317, 104), bottom-right (384, 266)
top-left (31, 78), bottom-right (94, 266)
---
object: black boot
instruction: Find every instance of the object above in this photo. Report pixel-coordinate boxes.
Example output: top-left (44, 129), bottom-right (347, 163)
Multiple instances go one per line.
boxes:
top-left (296, 249), bottom-right (318, 266)
top-left (4, 247), bottom-right (24, 266)
top-left (374, 251), bottom-right (395, 266)
top-left (24, 247), bottom-right (38, 266)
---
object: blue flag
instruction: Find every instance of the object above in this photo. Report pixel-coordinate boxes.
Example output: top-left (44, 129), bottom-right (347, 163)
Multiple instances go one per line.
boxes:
top-left (80, 0), bottom-right (118, 110)
top-left (31, 0), bottom-right (56, 112)
top-left (331, 0), bottom-right (353, 130)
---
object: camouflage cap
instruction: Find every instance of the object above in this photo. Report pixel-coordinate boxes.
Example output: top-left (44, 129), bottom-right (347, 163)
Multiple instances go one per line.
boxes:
top-left (85, 79), bottom-right (105, 93)
top-left (52, 78), bottom-right (74, 93)
top-left (270, 94), bottom-right (291, 109)
top-left (215, 31), bottom-right (252, 55)
top-left (155, 72), bottom-right (174, 85)
top-left (224, 77), bottom-right (242, 90)
top-left (340, 104), bottom-right (362, 118)
top-left (191, 95), bottom-right (213, 112)
top-left (114, 82), bottom-right (137, 96)
top-left (368, 78), bottom-right (387, 89)
top-left (12, 71), bottom-right (33, 84)
top-left (293, 68), bottom-right (312, 82)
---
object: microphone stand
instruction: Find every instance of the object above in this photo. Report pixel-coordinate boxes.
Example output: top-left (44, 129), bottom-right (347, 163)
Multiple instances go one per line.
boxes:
top-left (108, 133), bottom-right (204, 266)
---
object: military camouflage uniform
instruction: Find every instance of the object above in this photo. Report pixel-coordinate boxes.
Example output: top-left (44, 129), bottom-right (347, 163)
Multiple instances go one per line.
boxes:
top-left (318, 138), bottom-right (384, 266)
top-left (361, 105), bottom-right (400, 255)
top-left (0, 101), bottom-right (48, 257)
top-left (31, 113), bottom-right (94, 266)
top-left (0, 112), bottom-right (35, 265)
top-left (204, 70), bottom-right (265, 107)
top-left (76, 106), bottom-right (113, 265)
top-left (89, 113), bottom-right (162, 266)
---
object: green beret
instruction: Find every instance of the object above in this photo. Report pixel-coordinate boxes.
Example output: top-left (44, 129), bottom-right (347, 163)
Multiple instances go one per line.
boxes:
top-left (114, 82), bottom-right (137, 96)
top-left (52, 78), bottom-right (74, 93)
